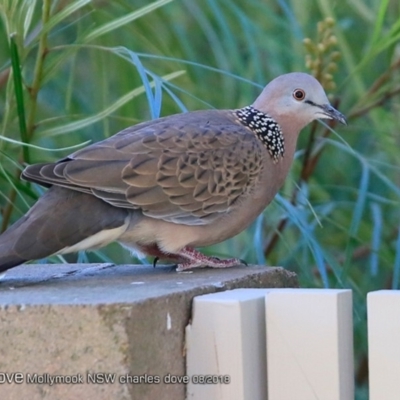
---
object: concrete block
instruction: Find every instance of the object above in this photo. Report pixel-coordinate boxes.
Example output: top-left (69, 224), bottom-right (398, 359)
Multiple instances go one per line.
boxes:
top-left (0, 263), bottom-right (297, 400)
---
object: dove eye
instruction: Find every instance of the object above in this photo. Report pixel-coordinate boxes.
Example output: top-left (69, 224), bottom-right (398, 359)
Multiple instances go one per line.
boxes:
top-left (293, 89), bottom-right (306, 101)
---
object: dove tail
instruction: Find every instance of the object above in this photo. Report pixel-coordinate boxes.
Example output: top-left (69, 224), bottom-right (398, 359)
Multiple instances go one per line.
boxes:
top-left (0, 216), bottom-right (30, 272)
top-left (0, 255), bottom-right (27, 273)
top-left (0, 186), bottom-right (129, 273)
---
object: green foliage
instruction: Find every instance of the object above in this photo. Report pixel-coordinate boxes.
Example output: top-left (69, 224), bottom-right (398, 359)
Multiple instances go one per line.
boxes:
top-left (1, 1), bottom-right (400, 397)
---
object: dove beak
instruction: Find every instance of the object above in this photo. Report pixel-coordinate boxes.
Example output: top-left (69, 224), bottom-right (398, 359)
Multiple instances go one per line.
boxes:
top-left (305, 100), bottom-right (347, 125)
top-left (319, 103), bottom-right (347, 125)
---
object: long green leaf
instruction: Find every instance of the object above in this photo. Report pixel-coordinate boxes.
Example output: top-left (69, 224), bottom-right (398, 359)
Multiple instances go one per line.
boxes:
top-left (23, 0), bottom-right (38, 39)
top-left (9, 33), bottom-right (29, 163)
top-left (370, 0), bottom-right (390, 46)
top-left (42, 0), bottom-right (91, 35)
top-left (0, 135), bottom-right (91, 152)
top-left (83, 0), bottom-right (175, 43)
top-left (38, 70), bottom-right (184, 137)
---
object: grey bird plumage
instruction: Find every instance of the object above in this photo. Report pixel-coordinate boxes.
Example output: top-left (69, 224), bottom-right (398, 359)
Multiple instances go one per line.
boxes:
top-left (0, 72), bottom-right (346, 272)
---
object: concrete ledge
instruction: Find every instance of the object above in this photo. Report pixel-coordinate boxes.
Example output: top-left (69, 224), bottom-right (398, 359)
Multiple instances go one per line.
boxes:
top-left (0, 264), bottom-right (298, 400)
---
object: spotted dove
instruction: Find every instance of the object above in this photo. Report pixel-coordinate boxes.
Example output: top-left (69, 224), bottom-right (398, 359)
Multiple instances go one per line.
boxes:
top-left (0, 72), bottom-right (346, 272)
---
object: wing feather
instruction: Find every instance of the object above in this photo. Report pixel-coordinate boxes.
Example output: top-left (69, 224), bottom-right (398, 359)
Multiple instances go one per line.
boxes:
top-left (22, 110), bottom-right (265, 225)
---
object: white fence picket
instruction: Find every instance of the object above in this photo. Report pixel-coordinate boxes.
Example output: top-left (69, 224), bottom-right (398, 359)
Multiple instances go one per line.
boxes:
top-left (368, 290), bottom-right (400, 400)
top-left (265, 289), bottom-right (354, 400)
top-left (186, 288), bottom-right (354, 400)
top-left (186, 289), bottom-right (269, 400)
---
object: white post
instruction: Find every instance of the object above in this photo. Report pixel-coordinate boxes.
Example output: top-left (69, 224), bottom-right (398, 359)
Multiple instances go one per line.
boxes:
top-left (186, 289), bottom-right (269, 400)
top-left (265, 289), bottom-right (354, 400)
top-left (368, 290), bottom-right (400, 400)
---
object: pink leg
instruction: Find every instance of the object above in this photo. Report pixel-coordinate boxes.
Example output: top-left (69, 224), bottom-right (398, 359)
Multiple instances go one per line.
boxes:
top-left (175, 247), bottom-right (246, 272)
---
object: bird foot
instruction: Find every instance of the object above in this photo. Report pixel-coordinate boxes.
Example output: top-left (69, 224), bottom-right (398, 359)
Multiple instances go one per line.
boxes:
top-left (175, 247), bottom-right (246, 272)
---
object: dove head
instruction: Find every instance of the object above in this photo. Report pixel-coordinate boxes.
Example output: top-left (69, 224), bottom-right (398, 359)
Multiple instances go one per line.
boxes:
top-left (252, 72), bottom-right (346, 133)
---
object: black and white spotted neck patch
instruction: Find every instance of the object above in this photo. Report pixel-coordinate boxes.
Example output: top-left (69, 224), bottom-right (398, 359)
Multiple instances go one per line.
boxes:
top-left (235, 106), bottom-right (285, 163)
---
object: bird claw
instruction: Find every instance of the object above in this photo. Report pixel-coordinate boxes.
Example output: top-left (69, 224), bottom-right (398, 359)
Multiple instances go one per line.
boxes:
top-left (239, 258), bottom-right (248, 266)
top-left (175, 248), bottom-right (246, 272)
top-left (148, 247), bottom-right (247, 272)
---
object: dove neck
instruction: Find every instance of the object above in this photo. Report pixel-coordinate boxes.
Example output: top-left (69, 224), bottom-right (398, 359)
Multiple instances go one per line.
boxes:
top-left (235, 106), bottom-right (285, 164)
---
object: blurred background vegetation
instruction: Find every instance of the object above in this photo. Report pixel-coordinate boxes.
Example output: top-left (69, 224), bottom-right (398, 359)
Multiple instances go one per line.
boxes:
top-left (1, 0), bottom-right (400, 397)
